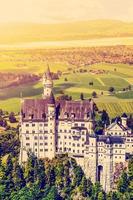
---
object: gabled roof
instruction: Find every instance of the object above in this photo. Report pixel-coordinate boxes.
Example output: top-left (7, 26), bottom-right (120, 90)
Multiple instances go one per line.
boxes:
top-left (121, 113), bottom-right (128, 118)
top-left (106, 121), bottom-right (128, 131)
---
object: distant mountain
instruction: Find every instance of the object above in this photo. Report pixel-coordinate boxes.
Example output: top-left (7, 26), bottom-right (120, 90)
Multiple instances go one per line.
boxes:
top-left (0, 20), bottom-right (133, 44)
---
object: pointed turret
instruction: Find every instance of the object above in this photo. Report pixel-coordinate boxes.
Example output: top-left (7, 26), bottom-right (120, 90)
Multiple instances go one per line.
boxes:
top-left (43, 65), bottom-right (53, 99)
top-left (45, 65), bottom-right (52, 80)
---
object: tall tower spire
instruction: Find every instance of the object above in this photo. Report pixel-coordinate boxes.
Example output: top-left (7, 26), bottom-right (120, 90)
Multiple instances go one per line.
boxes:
top-left (43, 64), bottom-right (53, 99)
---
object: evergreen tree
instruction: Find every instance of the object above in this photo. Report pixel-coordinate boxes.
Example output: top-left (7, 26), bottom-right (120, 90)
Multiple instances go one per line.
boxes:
top-left (42, 186), bottom-right (62, 200)
top-left (91, 182), bottom-right (102, 200)
top-left (98, 191), bottom-right (106, 200)
top-left (36, 159), bottom-right (46, 189)
top-left (101, 110), bottom-right (110, 126)
top-left (24, 153), bottom-right (37, 185)
top-left (73, 165), bottom-right (84, 187)
top-left (78, 176), bottom-right (88, 197)
top-left (117, 171), bottom-right (128, 193)
top-left (13, 162), bottom-right (26, 191)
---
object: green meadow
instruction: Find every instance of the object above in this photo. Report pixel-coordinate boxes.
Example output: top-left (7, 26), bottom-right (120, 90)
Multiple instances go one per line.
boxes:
top-left (0, 59), bottom-right (132, 117)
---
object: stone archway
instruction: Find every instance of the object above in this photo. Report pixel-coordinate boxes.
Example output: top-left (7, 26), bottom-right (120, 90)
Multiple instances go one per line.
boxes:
top-left (97, 165), bottom-right (103, 183)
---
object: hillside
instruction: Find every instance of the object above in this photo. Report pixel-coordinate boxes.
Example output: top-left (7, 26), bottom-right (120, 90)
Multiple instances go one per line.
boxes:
top-left (0, 20), bottom-right (133, 44)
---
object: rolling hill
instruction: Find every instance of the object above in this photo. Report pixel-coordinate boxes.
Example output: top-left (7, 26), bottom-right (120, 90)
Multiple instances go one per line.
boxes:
top-left (0, 20), bottom-right (133, 44)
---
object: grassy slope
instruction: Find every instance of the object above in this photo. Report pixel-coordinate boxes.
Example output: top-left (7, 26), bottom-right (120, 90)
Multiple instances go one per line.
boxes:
top-left (0, 62), bottom-right (132, 117)
top-left (0, 20), bottom-right (133, 44)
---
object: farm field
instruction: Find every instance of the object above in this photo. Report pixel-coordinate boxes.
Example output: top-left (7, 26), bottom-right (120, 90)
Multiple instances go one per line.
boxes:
top-left (0, 54), bottom-right (132, 117)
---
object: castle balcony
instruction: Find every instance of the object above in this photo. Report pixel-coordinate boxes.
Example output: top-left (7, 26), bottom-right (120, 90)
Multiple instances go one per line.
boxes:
top-left (71, 126), bottom-right (87, 140)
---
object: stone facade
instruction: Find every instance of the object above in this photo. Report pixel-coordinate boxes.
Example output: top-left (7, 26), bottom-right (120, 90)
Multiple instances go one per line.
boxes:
top-left (19, 68), bottom-right (133, 193)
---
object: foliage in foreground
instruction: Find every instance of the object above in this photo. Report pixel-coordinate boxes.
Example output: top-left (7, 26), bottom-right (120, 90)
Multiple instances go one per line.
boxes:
top-left (0, 153), bottom-right (133, 200)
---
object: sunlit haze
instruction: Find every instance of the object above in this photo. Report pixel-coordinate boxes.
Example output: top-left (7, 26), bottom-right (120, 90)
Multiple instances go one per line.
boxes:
top-left (0, 0), bottom-right (133, 23)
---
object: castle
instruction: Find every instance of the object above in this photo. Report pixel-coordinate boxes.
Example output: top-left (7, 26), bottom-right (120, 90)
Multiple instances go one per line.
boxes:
top-left (19, 67), bottom-right (133, 192)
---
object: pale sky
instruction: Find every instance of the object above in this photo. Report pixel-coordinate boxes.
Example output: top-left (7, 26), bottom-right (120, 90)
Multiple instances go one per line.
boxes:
top-left (0, 0), bottom-right (133, 23)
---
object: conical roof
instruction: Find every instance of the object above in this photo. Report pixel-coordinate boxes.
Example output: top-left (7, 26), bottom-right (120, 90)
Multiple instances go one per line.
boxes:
top-left (45, 65), bottom-right (52, 80)
top-left (121, 113), bottom-right (128, 118)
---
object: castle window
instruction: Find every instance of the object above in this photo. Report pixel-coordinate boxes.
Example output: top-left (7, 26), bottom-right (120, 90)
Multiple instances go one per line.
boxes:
top-left (73, 131), bottom-right (75, 134)
top-left (119, 133), bottom-right (121, 135)
top-left (69, 130), bottom-right (71, 133)
top-left (115, 132), bottom-right (117, 135)
top-left (32, 130), bottom-right (35, 134)
top-left (40, 143), bottom-right (43, 146)
top-left (64, 147), bottom-right (66, 151)
top-left (60, 129), bottom-right (62, 132)
top-left (50, 130), bottom-right (52, 133)
top-left (69, 148), bottom-right (71, 151)
top-left (115, 156), bottom-right (117, 158)
top-left (77, 150), bottom-right (79, 153)
top-left (119, 156), bottom-right (121, 159)
top-left (82, 131), bottom-right (85, 135)
top-left (35, 143), bottom-right (37, 146)
top-left (82, 138), bottom-right (85, 141)
top-left (39, 124), bottom-right (43, 127)
top-left (77, 144), bottom-right (80, 147)
top-left (44, 149), bottom-right (48, 152)
top-left (64, 136), bottom-right (67, 139)
top-left (81, 123), bottom-right (84, 127)
top-left (44, 123), bottom-right (48, 126)
top-left (40, 136), bottom-right (43, 140)
top-left (75, 123), bottom-right (78, 126)
top-left (82, 144), bottom-right (84, 147)
top-left (64, 130), bottom-right (67, 133)
top-left (73, 150), bottom-right (75, 153)
top-left (40, 130), bottom-right (43, 133)
top-left (44, 131), bottom-right (48, 133)
top-left (26, 137), bottom-right (29, 140)
top-left (35, 148), bottom-right (37, 152)
top-left (44, 143), bottom-right (48, 145)
top-left (44, 136), bottom-right (48, 139)
top-left (69, 142), bottom-right (71, 145)
top-left (34, 136), bottom-right (38, 140)
top-left (26, 130), bottom-right (29, 134)
top-left (26, 143), bottom-right (30, 146)
top-left (60, 147), bottom-right (62, 150)
top-left (40, 149), bottom-right (43, 152)
top-left (119, 144), bottom-right (122, 147)
top-left (115, 144), bottom-right (118, 147)
top-left (26, 124), bottom-right (29, 127)
top-left (58, 136), bottom-right (60, 139)
top-left (32, 124), bottom-right (35, 127)
top-left (69, 136), bottom-right (71, 139)
top-left (82, 150), bottom-right (84, 153)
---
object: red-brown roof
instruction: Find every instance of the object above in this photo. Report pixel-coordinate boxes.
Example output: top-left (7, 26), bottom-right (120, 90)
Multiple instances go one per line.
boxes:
top-left (21, 98), bottom-right (94, 122)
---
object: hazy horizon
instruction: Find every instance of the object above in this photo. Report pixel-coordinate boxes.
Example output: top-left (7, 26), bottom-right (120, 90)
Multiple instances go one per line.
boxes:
top-left (0, 0), bottom-right (133, 24)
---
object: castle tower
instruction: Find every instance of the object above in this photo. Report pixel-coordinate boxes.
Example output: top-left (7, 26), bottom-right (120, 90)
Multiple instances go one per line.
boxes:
top-left (43, 65), bottom-right (53, 99)
top-left (103, 137), bottom-right (113, 193)
top-left (47, 92), bottom-right (56, 159)
top-left (121, 113), bottom-right (128, 127)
